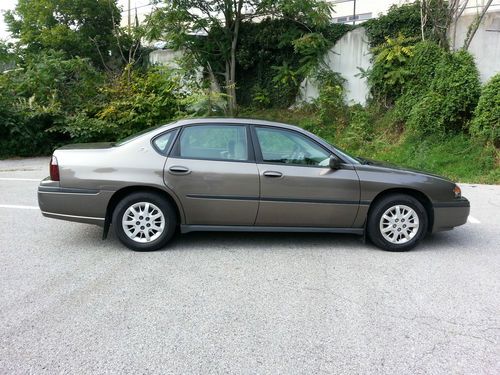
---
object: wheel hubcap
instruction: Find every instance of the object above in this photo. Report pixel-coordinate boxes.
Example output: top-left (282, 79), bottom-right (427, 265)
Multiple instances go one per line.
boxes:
top-left (122, 202), bottom-right (165, 243)
top-left (379, 205), bottom-right (419, 244)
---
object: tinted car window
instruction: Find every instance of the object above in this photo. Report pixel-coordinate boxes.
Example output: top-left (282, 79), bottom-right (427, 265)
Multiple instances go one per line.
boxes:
top-left (179, 125), bottom-right (248, 161)
top-left (256, 127), bottom-right (330, 166)
top-left (153, 131), bottom-right (176, 153)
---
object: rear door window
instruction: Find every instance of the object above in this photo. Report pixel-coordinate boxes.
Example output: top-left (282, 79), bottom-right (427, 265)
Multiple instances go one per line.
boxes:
top-left (178, 125), bottom-right (249, 161)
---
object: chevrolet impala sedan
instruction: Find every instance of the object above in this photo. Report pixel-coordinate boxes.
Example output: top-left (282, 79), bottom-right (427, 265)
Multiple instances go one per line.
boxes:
top-left (38, 118), bottom-right (470, 252)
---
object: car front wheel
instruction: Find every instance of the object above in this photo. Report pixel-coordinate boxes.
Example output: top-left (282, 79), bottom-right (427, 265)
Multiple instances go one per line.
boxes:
top-left (112, 192), bottom-right (177, 251)
top-left (367, 194), bottom-right (428, 252)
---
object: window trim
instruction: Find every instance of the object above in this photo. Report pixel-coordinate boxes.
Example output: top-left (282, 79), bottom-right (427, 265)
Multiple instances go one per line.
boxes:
top-left (251, 125), bottom-right (337, 168)
top-left (151, 128), bottom-right (179, 156)
top-left (169, 123), bottom-right (255, 163)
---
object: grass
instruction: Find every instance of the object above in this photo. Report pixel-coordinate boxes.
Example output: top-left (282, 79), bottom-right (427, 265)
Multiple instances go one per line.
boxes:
top-left (239, 107), bottom-right (500, 184)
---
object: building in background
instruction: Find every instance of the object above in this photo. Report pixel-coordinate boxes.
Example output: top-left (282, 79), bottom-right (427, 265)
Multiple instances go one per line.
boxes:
top-left (330, 0), bottom-right (412, 25)
top-left (330, 0), bottom-right (500, 25)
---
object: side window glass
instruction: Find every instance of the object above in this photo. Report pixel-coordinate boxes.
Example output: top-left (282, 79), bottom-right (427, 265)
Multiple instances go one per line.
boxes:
top-left (179, 125), bottom-right (248, 161)
top-left (153, 131), bottom-right (175, 154)
top-left (256, 127), bottom-right (330, 166)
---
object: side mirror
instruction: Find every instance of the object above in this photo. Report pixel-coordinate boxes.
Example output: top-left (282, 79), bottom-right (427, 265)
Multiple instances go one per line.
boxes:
top-left (329, 155), bottom-right (341, 169)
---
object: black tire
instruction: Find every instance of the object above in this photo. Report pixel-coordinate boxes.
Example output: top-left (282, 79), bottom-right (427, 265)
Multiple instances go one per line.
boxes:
top-left (112, 191), bottom-right (177, 252)
top-left (367, 194), bottom-right (428, 252)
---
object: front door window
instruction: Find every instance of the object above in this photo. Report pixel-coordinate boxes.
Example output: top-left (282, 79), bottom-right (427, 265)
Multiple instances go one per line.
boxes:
top-left (255, 127), bottom-right (330, 166)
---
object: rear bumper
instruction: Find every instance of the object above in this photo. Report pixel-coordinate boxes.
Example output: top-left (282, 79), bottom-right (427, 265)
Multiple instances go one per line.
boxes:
top-left (38, 179), bottom-right (113, 226)
top-left (432, 197), bottom-right (470, 232)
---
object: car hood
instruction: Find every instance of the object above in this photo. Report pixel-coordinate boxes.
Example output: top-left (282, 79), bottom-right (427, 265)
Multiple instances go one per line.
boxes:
top-left (356, 157), bottom-right (452, 182)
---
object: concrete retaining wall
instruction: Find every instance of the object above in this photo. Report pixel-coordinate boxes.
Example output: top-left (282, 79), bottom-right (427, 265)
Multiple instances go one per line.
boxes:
top-left (297, 27), bottom-right (372, 106)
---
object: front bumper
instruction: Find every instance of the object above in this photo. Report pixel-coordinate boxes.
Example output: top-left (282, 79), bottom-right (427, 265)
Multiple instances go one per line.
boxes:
top-left (38, 178), bottom-right (113, 226)
top-left (432, 197), bottom-right (470, 232)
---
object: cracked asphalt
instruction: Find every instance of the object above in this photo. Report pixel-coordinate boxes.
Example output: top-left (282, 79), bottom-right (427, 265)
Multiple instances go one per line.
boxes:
top-left (0, 157), bottom-right (499, 374)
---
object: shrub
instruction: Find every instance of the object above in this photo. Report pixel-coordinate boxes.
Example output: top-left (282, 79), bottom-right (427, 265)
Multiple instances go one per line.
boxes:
top-left (235, 18), bottom-right (350, 108)
top-left (364, 2), bottom-right (449, 48)
top-left (368, 33), bottom-right (417, 104)
top-left (364, 3), bottom-right (423, 47)
top-left (406, 92), bottom-right (447, 135)
top-left (344, 105), bottom-right (373, 151)
top-left (7, 51), bottom-right (103, 111)
top-left (0, 51), bottom-right (103, 156)
top-left (393, 41), bottom-right (445, 121)
top-left (470, 74), bottom-right (500, 146)
top-left (48, 114), bottom-right (118, 144)
top-left (94, 67), bottom-right (187, 139)
top-left (0, 52), bottom-right (203, 155)
top-left (407, 49), bottom-right (481, 135)
top-left (313, 69), bottom-right (347, 127)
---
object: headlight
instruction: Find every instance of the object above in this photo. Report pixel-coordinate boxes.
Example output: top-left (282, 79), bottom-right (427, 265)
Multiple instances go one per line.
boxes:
top-left (453, 185), bottom-right (461, 199)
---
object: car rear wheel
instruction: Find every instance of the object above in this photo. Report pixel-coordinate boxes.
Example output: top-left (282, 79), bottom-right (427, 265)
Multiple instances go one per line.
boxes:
top-left (367, 194), bottom-right (428, 252)
top-left (112, 192), bottom-right (176, 251)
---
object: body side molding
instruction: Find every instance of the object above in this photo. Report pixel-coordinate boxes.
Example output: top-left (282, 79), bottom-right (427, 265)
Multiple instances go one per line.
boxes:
top-left (180, 224), bottom-right (364, 235)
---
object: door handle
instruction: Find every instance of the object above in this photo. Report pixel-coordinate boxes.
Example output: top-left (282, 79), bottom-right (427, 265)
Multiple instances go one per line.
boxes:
top-left (168, 166), bottom-right (191, 175)
top-left (263, 171), bottom-right (283, 178)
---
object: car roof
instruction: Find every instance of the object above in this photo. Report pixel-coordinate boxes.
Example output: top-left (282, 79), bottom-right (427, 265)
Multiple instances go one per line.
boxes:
top-left (168, 117), bottom-right (305, 132)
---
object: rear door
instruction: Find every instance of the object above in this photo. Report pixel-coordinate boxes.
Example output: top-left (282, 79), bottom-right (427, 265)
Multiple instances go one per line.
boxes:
top-left (164, 124), bottom-right (259, 225)
top-left (252, 126), bottom-right (360, 227)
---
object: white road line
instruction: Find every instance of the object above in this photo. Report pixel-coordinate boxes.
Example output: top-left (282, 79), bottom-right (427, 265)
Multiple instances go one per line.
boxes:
top-left (468, 216), bottom-right (481, 224)
top-left (0, 178), bottom-right (40, 181)
top-left (0, 204), bottom-right (39, 210)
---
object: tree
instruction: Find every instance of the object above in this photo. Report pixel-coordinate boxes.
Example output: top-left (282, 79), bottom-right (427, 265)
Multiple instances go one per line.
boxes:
top-left (146, 0), bottom-right (333, 115)
top-left (4, 0), bottom-right (121, 69)
top-left (463, 0), bottom-right (493, 50)
top-left (419, 0), bottom-right (452, 49)
top-left (0, 41), bottom-right (17, 72)
top-left (421, 0), bottom-right (494, 51)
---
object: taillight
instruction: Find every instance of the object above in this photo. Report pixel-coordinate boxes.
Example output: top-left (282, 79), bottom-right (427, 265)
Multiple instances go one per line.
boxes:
top-left (50, 155), bottom-right (60, 181)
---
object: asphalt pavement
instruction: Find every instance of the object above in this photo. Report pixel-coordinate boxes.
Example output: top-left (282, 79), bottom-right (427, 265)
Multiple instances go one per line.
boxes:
top-left (0, 157), bottom-right (499, 374)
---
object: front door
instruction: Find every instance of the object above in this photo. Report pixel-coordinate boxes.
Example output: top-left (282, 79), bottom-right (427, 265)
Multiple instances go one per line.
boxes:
top-left (253, 126), bottom-right (360, 227)
top-left (164, 124), bottom-right (259, 225)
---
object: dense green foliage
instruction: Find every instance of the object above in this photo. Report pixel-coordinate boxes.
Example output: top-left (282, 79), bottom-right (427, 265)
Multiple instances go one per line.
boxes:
top-left (368, 38), bottom-right (481, 136)
top-left (470, 74), bottom-right (500, 146)
top-left (99, 69), bottom-right (182, 136)
top-left (406, 49), bottom-right (481, 135)
top-left (0, 48), bottom-right (228, 157)
top-left (0, 51), bottom-right (104, 156)
top-left (235, 19), bottom-right (351, 108)
top-left (146, 0), bottom-right (341, 113)
top-left (367, 33), bottom-right (417, 104)
top-left (363, 1), bottom-right (449, 48)
top-left (392, 41), bottom-right (444, 117)
top-left (4, 0), bottom-right (122, 69)
top-left (0, 0), bottom-right (498, 183)
top-left (50, 67), bottom-right (191, 143)
top-left (363, 3), bottom-right (422, 47)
